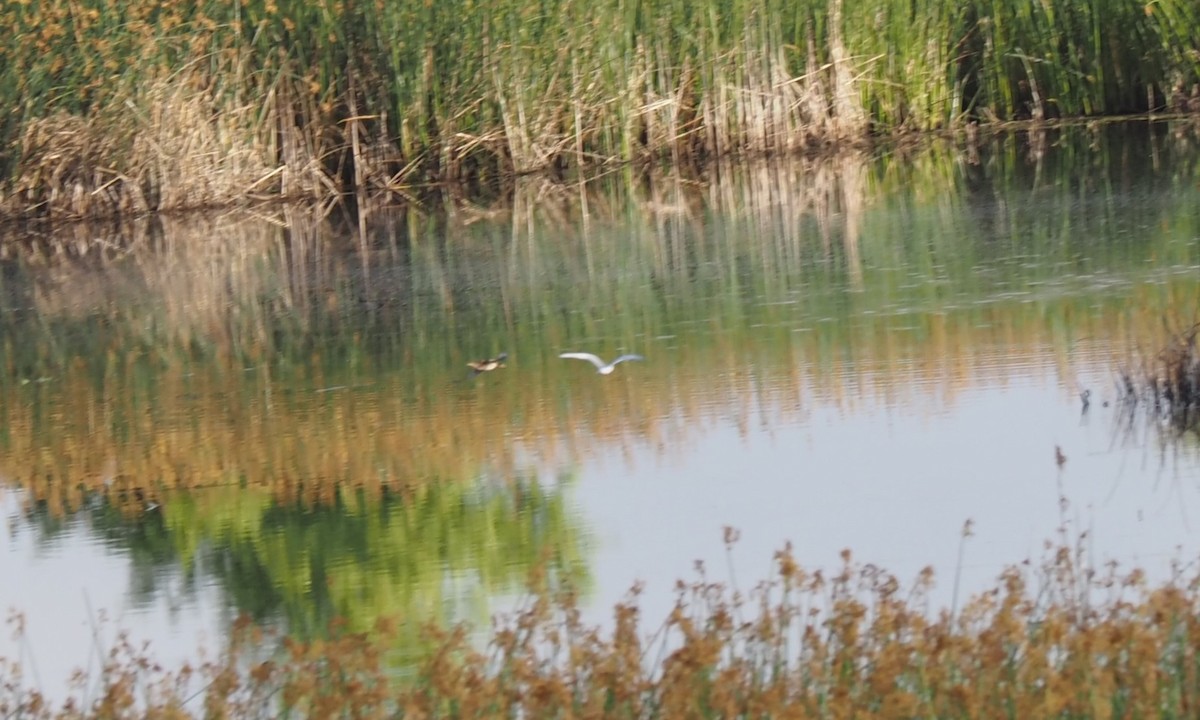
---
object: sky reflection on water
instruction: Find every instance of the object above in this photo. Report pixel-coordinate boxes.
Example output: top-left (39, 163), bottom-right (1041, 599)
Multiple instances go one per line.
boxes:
top-left (6, 337), bottom-right (1200, 697)
top-left (567, 342), bottom-right (1200, 631)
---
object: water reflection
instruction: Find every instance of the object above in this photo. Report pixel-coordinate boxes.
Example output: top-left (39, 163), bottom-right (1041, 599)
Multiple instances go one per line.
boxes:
top-left (2, 478), bottom-right (586, 690)
top-left (2, 122), bottom-right (1200, 697)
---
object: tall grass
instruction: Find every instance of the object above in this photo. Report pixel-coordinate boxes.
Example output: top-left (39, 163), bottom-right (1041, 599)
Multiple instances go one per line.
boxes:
top-left (1, 0), bottom-right (1199, 218)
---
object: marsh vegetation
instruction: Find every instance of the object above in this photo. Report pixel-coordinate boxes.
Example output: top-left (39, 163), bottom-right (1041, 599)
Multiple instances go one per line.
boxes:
top-left (5, 538), bottom-right (1200, 718)
top-left (3, 0), bottom-right (1200, 218)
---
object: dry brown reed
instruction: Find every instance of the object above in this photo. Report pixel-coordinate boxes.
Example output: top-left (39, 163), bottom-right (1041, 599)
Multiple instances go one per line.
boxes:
top-left (5, 69), bottom-right (338, 220)
top-left (4, 539), bottom-right (1200, 718)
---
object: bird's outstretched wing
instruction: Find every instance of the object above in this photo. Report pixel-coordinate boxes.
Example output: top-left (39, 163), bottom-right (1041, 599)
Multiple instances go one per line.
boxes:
top-left (610, 354), bottom-right (645, 366)
top-left (559, 352), bottom-right (605, 369)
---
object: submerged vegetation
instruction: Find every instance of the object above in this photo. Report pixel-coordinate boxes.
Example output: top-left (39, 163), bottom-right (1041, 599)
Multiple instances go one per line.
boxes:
top-left (2, 0), bottom-right (1200, 218)
top-left (5, 539), bottom-right (1200, 718)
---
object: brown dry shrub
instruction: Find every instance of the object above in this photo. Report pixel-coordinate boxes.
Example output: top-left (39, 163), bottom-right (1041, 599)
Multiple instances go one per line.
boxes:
top-left (9, 111), bottom-right (145, 219)
top-left (4, 71), bottom-right (335, 220)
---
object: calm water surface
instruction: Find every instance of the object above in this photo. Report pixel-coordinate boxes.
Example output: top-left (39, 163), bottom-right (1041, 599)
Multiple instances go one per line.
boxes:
top-left (3, 125), bottom-right (1200, 696)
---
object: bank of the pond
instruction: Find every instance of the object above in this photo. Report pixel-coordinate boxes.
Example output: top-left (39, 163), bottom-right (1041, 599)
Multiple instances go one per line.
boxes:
top-left (2, 0), bottom-right (1199, 221)
top-left (3, 542), bottom-right (1200, 719)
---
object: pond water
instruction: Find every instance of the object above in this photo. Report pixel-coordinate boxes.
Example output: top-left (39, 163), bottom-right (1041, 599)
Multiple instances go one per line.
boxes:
top-left (2, 123), bottom-right (1200, 697)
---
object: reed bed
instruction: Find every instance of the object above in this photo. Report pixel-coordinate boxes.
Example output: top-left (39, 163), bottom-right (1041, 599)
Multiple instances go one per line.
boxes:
top-left (3, 539), bottom-right (1200, 718)
top-left (2, 0), bottom-right (1200, 219)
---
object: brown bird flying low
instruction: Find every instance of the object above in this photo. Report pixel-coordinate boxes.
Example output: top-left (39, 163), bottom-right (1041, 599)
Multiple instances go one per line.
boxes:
top-left (467, 352), bottom-right (508, 375)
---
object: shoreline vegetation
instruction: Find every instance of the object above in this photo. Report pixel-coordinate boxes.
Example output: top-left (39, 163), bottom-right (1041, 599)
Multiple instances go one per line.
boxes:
top-left (2, 0), bottom-right (1200, 221)
top-left (5, 537), bottom-right (1200, 718)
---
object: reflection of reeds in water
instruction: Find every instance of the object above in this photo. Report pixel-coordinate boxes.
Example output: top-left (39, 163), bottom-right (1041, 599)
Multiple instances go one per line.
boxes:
top-left (1111, 317), bottom-right (1200, 436)
top-left (2, 144), bottom-right (1198, 513)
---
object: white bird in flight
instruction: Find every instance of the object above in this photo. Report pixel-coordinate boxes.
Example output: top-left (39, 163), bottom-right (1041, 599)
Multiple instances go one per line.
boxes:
top-left (558, 352), bottom-right (645, 375)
